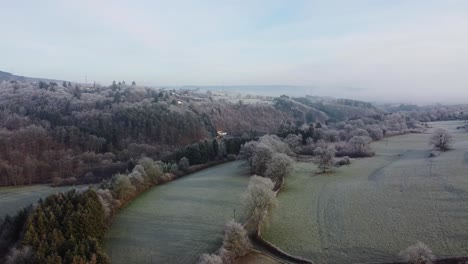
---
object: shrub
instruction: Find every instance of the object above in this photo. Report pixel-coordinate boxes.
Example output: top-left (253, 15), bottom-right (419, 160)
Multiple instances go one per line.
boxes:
top-left (178, 157), bottom-right (190, 171)
top-left (334, 156), bottom-right (350, 166)
top-left (429, 150), bottom-right (440, 158)
top-left (399, 242), bottom-right (435, 264)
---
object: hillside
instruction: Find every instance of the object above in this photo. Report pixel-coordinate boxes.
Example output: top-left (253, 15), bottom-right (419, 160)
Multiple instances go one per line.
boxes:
top-left (0, 73), bottom-right (395, 187)
top-left (0, 70), bottom-right (63, 83)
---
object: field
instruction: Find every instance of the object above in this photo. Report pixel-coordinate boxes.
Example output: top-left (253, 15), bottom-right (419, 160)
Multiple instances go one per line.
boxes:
top-left (262, 121), bottom-right (468, 264)
top-left (0, 185), bottom-right (91, 219)
top-left (104, 161), bottom-right (250, 264)
top-left (0, 184), bottom-right (90, 219)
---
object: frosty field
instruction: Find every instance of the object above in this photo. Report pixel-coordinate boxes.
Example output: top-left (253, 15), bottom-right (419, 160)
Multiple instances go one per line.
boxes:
top-left (104, 161), bottom-right (250, 264)
top-left (0, 184), bottom-right (90, 219)
top-left (262, 121), bottom-right (468, 264)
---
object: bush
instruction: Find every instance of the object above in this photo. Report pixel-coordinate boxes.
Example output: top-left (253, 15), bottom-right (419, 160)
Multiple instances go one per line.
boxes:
top-left (334, 156), bottom-right (350, 166)
top-left (178, 157), bottom-right (190, 171)
top-left (429, 150), bottom-right (440, 158)
top-left (399, 242), bottom-right (435, 264)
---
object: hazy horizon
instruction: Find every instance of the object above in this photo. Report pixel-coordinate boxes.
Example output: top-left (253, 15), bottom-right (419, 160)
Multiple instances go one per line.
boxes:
top-left (1, 1), bottom-right (468, 104)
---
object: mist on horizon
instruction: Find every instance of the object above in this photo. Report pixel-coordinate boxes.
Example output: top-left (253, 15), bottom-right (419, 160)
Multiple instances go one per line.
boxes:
top-left (1, 0), bottom-right (468, 105)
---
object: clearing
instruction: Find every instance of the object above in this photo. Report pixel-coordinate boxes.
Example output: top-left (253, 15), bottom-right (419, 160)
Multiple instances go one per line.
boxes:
top-left (0, 184), bottom-right (90, 219)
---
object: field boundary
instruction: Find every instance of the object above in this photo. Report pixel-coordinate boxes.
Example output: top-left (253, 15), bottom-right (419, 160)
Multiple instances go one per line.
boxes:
top-left (364, 256), bottom-right (468, 264)
top-left (251, 233), bottom-right (314, 264)
top-left (254, 180), bottom-right (315, 264)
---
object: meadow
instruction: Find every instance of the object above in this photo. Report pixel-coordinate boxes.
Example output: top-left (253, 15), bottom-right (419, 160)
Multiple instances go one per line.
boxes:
top-left (262, 121), bottom-right (468, 263)
top-left (0, 184), bottom-right (90, 219)
top-left (104, 161), bottom-right (250, 264)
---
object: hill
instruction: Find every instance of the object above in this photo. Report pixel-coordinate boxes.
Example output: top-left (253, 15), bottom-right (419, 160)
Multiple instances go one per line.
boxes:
top-left (0, 70), bottom-right (63, 83)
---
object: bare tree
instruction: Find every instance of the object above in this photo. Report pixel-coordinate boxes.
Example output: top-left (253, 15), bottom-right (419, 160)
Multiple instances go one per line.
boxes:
top-left (429, 128), bottom-right (453, 151)
top-left (399, 242), bottom-right (435, 264)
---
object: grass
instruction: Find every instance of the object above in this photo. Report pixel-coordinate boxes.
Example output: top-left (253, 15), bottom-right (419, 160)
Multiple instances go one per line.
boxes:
top-left (262, 121), bottom-right (468, 264)
top-left (0, 184), bottom-right (91, 219)
top-left (104, 161), bottom-right (250, 264)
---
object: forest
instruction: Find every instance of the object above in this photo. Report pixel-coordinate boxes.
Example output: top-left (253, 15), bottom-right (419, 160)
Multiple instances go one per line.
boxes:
top-left (1, 80), bottom-right (465, 188)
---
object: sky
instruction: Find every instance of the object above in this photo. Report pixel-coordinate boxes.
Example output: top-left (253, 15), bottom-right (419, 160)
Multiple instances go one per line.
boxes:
top-left (1, 0), bottom-right (468, 104)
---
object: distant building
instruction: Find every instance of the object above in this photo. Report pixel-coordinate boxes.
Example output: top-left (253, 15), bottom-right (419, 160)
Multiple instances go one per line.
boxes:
top-left (217, 130), bottom-right (228, 137)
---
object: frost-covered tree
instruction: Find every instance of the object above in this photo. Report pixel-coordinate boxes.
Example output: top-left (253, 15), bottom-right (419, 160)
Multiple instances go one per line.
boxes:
top-left (366, 125), bottom-right (384, 140)
top-left (222, 220), bottom-right (251, 258)
top-left (399, 242), bottom-right (435, 264)
top-left (251, 143), bottom-right (274, 175)
top-left (242, 176), bottom-right (276, 233)
top-left (346, 136), bottom-right (374, 157)
top-left (239, 141), bottom-right (259, 166)
top-left (315, 144), bottom-right (336, 173)
top-left (258, 134), bottom-right (292, 155)
top-left (324, 129), bottom-right (340, 143)
top-left (265, 153), bottom-right (294, 187)
top-left (113, 174), bottom-right (136, 202)
top-left (283, 133), bottom-right (303, 152)
top-left (138, 157), bottom-right (163, 182)
top-left (429, 128), bottom-right (453, 151)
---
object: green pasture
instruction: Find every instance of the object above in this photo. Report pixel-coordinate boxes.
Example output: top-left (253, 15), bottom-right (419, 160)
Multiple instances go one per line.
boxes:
top-left (104, 161), bottom-right (250, 264)
top-left (263, 121), bottom-right (468, 263)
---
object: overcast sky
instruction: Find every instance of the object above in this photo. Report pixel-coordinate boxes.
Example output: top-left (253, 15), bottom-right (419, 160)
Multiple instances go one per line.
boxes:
top-left (1, 0), bottom-right (468, 104)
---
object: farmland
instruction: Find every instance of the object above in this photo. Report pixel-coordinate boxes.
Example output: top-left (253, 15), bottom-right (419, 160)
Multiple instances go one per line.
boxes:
top-left (262, 121), bottom-right (468, 264)
top-left (0, 184), bottom-right (90, 219)
top-left (104, 161), bottom-right (250, 264)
